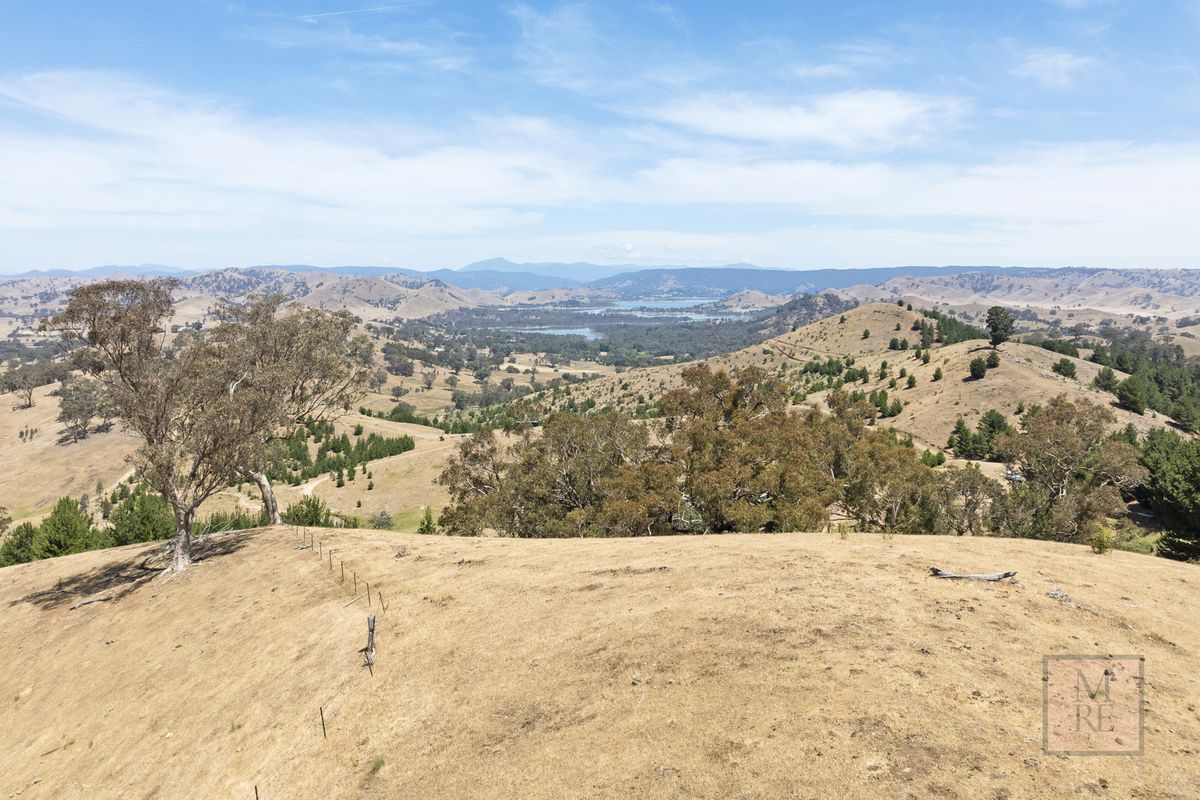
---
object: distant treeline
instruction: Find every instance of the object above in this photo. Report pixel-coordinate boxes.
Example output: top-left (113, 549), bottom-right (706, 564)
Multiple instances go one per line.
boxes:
top-left (268, 420), bottom-right (415, 484)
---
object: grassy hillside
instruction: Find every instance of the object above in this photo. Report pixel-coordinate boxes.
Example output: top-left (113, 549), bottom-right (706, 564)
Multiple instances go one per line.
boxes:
top-left (0, 383), bottom-right (136, 524)
top-left (554, 303), bottom-right (1178, 451)
top-left (877, 268), bottom-right (1200, 319)
top-left (2, 527), bottom-right (1197, 798)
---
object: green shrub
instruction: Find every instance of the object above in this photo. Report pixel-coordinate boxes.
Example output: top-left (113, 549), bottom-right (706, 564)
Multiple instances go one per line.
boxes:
top-left (109, 486), bottom-right (175, 545)
top-left (0, 522), bottom-right (39, 566)
top-left (282, 496), bottom-right (333, 527)
top-left (367, 510), bottom-right (394, 530)
top-left (1051, 358), bottom-right (1077, 379)
top-left (1091, 528), bottom-right (1115, 555)
top-left (37, 498), bottom-right (109, 559)
top-left (193, 509), bottom-right (266, 536)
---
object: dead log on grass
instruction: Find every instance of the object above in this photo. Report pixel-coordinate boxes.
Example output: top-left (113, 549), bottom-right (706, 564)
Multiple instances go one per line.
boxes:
top-left (69, 595), bottom-right (112, 610)
top-left (929, 566), bottom-right (1017, 581)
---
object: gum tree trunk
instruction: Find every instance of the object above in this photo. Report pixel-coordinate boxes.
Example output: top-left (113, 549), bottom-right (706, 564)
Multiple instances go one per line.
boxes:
top-left (171, 507), bottom-right (193, 573)
top-left (250, 470), bottom-right (282, 525)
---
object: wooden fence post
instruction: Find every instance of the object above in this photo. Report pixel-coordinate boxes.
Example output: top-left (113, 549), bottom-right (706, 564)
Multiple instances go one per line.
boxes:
top-left (361, 615), bottom-right (377, 675)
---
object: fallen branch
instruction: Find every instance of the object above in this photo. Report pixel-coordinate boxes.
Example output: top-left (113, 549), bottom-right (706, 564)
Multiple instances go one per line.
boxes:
top-left (929, 566), bottom-right (1017, 581)
top-left (69, 595), bottom-right (112, 610)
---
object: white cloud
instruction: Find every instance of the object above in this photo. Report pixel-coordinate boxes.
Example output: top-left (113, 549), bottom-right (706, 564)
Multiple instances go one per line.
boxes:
top-left (1, 71), bottom-right (1199, 270)
top-left (645, 90), bottom-right (968, 148)
top-left (1012, 49), bottom-right (1099, 88)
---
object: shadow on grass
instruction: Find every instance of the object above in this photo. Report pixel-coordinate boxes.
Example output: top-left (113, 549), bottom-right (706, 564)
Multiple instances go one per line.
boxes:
top-left (13, 530), bottom-right (256, 610)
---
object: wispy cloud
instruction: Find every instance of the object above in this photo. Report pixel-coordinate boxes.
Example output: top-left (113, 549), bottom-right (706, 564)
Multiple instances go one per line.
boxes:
top-left (233, 2), bottom-right (470, 73)
top-left (1012, 48), bottom-right (1099, 88)
top-left (788, 40), bottom-right (901, 81)
top-left (644, 90), bottom-right (968, 149)
top-left (295, 6), bottom-right (413, 23)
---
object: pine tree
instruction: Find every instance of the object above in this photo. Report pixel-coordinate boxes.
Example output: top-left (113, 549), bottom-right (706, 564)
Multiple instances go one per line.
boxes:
top-left (418, 506), bottom-right (437, 535)
top-left (1093, 366), bottom-right (1119, 392)
top-left (1116, 377), bottom-right (1148, 414)
top-left (37, 498), bottom-right (107, 559)
top-left (985, 306), bottom-right (1014, 348)
top-left (0, 522), bottom-right (40, 566)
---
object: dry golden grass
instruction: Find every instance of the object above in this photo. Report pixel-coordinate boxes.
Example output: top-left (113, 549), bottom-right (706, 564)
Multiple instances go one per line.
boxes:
top-left (0, 383), bottom-right (137, 524)
top-left (806, 339), bottom-right (1173, 451)
top-left (1, 527), bottom-right (1197, 799)
top-left (195, 415), bottom-right (458, 530)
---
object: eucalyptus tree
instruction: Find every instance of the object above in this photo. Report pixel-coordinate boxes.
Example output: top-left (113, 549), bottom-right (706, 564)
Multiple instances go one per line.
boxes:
top-left (45, 281), bottom-right (371, 571)
top-left (207, 295), bottom-right (372, 524)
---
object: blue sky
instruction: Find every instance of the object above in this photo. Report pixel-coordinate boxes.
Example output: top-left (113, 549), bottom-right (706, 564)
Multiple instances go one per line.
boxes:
top-left (1, 1), bottom-right (1199, 272)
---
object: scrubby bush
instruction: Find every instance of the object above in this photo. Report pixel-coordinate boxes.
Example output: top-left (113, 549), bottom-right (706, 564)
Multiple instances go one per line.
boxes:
top-left (367, 510), bottom-right (394, 530)
top-left (283, 496), bottom-right (333, 527)
top-left (1051, 358), bottom-right (1077, 379)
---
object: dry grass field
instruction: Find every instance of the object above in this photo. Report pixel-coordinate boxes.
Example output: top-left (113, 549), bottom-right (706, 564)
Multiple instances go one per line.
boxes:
top-left (0, 383), bottom-right (137, 524)
top-left (1, 527), bottom-right (1197, 799)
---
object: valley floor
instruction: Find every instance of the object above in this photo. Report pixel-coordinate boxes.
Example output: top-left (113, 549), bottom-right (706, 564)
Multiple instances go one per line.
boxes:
top-left (1, 528), bottom-right (1197, 799)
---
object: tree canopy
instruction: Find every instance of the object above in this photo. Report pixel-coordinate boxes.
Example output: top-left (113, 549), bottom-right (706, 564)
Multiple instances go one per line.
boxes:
top-left (985, 306), bottom-right (1015, 348)
top-left (44, 280), bottom-right (370, 571)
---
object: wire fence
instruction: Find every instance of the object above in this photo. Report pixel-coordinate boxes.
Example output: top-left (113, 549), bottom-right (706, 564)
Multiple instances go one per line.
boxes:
top-left (244, 523), bottom-right (393, 798)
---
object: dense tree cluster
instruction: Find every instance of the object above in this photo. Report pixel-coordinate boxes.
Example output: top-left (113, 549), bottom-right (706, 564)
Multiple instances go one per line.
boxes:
top-left (269, 423), bottom-right (414, 484)
top-left (1088, 332), bottom-right (1200, 430)
top-left (919, 309), bottom-right (989, 345)
top-left (436, 367), bottom-right (1148, 552)
top-left (989, 396), bottom-right (1144, 542)
top-left (1139, 430), bottom-right (1200, 561)
top-left (947, 410), bottom-right (1012, 460)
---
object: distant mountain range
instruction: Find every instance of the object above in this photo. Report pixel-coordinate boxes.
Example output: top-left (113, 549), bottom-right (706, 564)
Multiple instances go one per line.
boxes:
top-left (6, 261), bottom-right (1200, 323)
top-left (12, 261), bottom-right (1196, 316)
top-left (6, 260), bottom-right (1038, 296)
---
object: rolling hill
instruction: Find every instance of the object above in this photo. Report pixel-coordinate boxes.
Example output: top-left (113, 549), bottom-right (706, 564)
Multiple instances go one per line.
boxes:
top-left (0, 383), bottom-right (138, 525)
top-left (556, 303), bottom-right (1179, 451)
top-left (876, 268), bottom-right (1200, 319)
top-left (2, 526), bottom-right (1196, 799)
